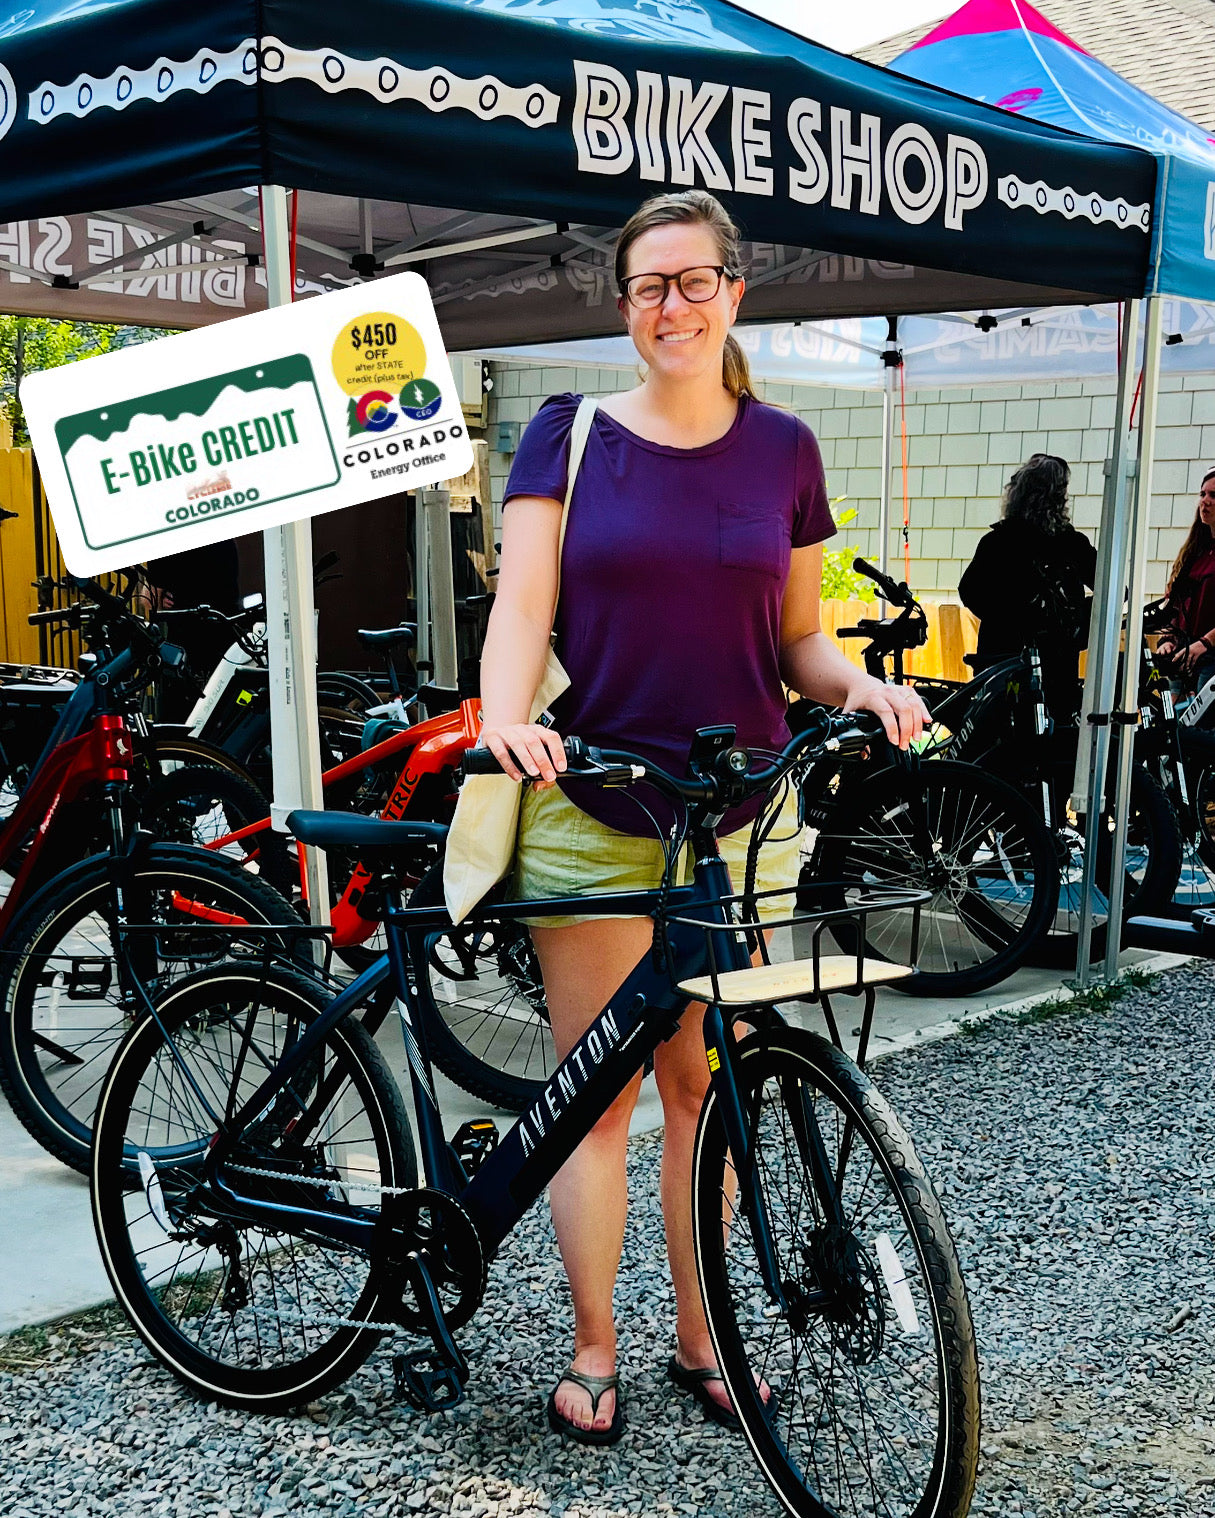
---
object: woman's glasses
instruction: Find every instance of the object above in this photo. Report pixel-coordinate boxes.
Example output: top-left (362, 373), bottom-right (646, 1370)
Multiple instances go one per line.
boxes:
top-left (619, 265), bottom-right (733, 309)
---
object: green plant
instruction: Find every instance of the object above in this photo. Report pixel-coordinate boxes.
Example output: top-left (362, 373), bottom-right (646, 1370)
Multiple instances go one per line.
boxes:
top-left (0, 316), bottom-right (167, 443)
top-left (820, 501), bottom-right (876, 602)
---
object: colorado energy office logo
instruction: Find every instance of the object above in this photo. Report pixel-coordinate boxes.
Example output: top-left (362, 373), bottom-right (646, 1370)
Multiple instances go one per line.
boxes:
top-left (334, 312), bottom-right (440, 435)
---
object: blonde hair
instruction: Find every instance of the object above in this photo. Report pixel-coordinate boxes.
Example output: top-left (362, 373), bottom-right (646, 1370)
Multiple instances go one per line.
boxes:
top-left (614, 191), bottom-right (756, 402)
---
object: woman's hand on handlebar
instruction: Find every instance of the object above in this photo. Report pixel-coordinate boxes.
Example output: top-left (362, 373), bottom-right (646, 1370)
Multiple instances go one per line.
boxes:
top-left (844, 677), bottom-right (930, 751)
top-left (480, 721), bottom-right (568, 786)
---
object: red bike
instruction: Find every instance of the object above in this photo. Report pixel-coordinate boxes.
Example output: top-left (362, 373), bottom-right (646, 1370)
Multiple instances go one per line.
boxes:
top-left (0, 583), bottom-right (300, 1172)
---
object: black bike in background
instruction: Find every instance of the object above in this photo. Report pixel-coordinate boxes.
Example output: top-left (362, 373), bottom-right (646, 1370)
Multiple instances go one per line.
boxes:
top-left (841, 560), bottom-right (1181, 968)
top-left (91, 711), bottom-right (980, 1518)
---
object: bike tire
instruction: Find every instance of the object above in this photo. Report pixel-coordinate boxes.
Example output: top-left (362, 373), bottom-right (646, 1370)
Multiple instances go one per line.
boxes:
top-left (409, 865), bottom-right (554, 1112)
top-left (692, 1027), bottom-right (980, 1518)
top-left (1031, 763), bottom-right (1182, 966)
top-left (0, 845), bottom-right (301, 1174)
top-left (317, 672), bottom-right (383, 715)
top-left (810, 760), bottom-right (1057, 996)
top-left (135, 764), bottom-right (292, 889)
top-left (91, 966), bottom-right (416, 1412)
top-left (145, 734), bottom-right (265, 789)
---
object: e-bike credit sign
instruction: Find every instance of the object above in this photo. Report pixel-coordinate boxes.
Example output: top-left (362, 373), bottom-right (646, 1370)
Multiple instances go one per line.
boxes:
top-left (23, 271), bottom-right (472, 573)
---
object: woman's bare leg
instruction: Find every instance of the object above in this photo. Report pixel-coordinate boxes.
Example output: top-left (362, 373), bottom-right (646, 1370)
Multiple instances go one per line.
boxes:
top-left (530, 915), bottom-right (652, 1432)
top-left (652, 1000), bottom-right (739, 1412)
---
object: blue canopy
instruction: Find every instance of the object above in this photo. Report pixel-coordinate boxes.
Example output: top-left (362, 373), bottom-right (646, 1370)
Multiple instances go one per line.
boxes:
top-left (0, 0), bottom-right (1161, 341)
top-left (886, 0), bottom-right (1215, 302)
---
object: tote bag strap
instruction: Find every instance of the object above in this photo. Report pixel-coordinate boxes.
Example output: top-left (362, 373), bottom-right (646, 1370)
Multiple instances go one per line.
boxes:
top-left (554, 396), bottom-right (598, 606)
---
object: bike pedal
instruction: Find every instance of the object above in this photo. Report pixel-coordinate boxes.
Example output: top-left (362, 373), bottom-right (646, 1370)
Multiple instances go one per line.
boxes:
top-left (65, 957), bottom-right (113, 999)
top-left (392, 1349), bottom-right (466, 1412)
top-left (452, 1119), bottom-right (498, 1177)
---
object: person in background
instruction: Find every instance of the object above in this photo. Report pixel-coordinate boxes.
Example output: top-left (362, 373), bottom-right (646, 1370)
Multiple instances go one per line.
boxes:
top-left (959, 453), bottom-right (1096, 722)
top-left (140, 539), bottom-right (241, 719)
top-left (1154, 468), bottom-right (1215, 690)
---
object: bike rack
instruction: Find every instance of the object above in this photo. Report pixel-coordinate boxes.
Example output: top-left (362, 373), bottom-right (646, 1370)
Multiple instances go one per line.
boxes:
top-left (660, 882), bottom-right (930, 1068)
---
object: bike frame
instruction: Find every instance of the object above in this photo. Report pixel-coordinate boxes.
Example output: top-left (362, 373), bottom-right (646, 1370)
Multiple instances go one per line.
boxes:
top-left (205, 698), bottom-right (481, 948)
top-left (0, 658), bottom-right (134, 937)
top-left (196, 846), bottom-right (788, 1293)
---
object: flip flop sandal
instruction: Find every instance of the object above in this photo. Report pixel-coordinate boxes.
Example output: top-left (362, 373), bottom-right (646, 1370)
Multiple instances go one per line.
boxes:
top-left (546, 1367), bottom-right (625, 1446)
top-left (667, 1356), bottom-right (741, 1430)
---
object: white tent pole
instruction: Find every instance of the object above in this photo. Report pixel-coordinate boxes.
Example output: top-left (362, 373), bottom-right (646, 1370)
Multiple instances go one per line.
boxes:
top-left (259, 184), bottom-right (329, 925)
top-left (420, 487), bottom-right (458, 687)
top-left (1102, 294), bottom-right (1163, 981)
top-left (414, 498), bottom-right (431, 677)
top-left (878, 318), bottom-right (899, 592)
top-left (1072, 298), bottom-right (1142, 987)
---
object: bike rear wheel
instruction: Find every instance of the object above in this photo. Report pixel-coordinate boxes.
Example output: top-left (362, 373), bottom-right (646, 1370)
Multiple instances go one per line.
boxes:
top-left (811, 760), bottom-right (1056, 995)
top-left (91, 967), bottom-right (415, 1412)
top-left (0, 846), bottom-right (301, 1173)
top-left (692, 1028), bottom-right (980, 1518)
top-left (409, 866), bottom-right (554, 1112)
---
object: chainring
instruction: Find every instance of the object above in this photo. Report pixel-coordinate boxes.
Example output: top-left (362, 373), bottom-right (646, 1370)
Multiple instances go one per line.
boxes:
top-left (386, 1188), bottom-right (486, 1332)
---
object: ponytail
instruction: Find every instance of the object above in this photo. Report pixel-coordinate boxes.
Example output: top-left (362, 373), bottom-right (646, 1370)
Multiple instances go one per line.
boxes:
top-left (723, 333), bottom-right (758, 401)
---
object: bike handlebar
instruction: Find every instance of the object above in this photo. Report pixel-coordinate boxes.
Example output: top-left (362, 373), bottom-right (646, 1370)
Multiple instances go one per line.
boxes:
top-left (28, 605), bottom-right (82, 627)
top-left (461, 709), bottom-right (884, 806)
top-left (853, 557), bottom-right (915, 610)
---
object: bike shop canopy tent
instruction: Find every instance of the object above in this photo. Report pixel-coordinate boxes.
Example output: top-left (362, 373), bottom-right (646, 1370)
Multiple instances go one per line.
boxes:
top-left (0, 0), bottom-right (1161, 345)
top-left (885, 0), bottom-right (1215, 304)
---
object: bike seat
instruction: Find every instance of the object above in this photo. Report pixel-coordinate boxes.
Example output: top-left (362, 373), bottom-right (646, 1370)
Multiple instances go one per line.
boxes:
top-left (287, 810), bottom-right (448, 853)
top-left (357, 624), bottom-right (417, 651)
top-left (1122, 911), bottom-right (1215, 956)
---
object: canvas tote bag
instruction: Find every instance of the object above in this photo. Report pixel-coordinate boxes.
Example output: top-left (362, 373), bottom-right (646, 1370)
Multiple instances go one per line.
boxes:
top-left (443, 396), bottom-right (599, 923)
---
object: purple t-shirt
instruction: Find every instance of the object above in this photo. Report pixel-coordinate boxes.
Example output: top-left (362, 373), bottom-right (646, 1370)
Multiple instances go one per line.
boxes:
top-left (503, 393), bottom-right (834, 835)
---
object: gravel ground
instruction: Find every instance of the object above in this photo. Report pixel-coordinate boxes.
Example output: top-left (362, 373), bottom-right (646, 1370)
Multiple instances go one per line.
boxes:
top-left (1, 963), bottom-right (1213, 1518)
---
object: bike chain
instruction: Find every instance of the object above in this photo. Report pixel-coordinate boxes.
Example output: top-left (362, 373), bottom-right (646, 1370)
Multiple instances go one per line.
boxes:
top-left (224, 1161), bottom-right (416, 1197)
top-left (210, 1164), bottom-right (411, 1334)
top-left (218, 1166), bottom-right (486, 1336)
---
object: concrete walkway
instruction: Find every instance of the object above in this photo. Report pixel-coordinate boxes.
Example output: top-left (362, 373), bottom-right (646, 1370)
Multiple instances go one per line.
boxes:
top-left (0, 946), bottom-right (1183, 1334)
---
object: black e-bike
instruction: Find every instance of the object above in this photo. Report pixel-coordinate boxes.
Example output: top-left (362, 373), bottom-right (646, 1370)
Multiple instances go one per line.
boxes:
top-left (90, 710), bottom-right (980, 1518)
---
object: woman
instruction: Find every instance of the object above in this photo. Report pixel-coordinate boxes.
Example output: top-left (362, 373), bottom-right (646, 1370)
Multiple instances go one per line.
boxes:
top-left (959, 453), bottom-right (1096, 721)
top-left (479, 190), bottom-right (928, 1443)
top-left (1156, 468), bottom-right (1215, 687)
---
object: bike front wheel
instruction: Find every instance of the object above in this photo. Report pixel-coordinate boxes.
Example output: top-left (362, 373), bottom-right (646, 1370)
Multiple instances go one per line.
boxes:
top-left (91, 967), bottom-right (416, 1412)
top-left (692, 1028), bottom-right (980, 1518)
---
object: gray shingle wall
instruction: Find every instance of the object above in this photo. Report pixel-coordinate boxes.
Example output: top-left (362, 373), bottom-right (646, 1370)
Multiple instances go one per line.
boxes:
top-left (484, 362), bottom-right (1215, 601)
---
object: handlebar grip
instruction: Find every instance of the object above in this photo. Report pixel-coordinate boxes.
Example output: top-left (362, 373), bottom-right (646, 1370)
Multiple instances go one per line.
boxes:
top-left (836, 627), bottom-right (869, 639)
top-left (28, 606), bottom-right (76, 626)
top-left (460, 746), bottom-right (508, 776)
top-left (461, 735), bottom-right (590, 780)
top-left (853, 557), bottom-right (914, 610)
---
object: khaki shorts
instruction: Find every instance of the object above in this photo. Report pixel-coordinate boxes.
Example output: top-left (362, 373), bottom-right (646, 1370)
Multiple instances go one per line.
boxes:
top-left (512, 781), bottom-right (804, 929)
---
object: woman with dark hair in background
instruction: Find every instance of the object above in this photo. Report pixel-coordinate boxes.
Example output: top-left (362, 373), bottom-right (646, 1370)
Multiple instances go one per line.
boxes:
top-left (959, 452), bottom-right (1096, 721)
top-left (1155, 468), bottom-right (1215, 689)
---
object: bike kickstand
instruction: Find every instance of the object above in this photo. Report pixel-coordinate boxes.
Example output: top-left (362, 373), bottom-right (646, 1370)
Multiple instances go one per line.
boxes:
top-left (392, 1252), bottom-right (469, 1413)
